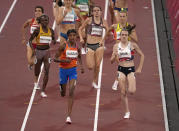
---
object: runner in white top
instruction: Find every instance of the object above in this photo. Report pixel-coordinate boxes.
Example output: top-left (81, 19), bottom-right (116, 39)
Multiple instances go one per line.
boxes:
top-left (56, 0), bottom-right (83, 44)
top-left (111, 28), bottom-right (144, 119)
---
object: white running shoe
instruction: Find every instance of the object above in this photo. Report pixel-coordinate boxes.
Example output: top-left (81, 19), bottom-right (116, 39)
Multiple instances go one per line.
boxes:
top-left (124, 112), bottom-right (130, 119)
top-left (112, 85), bottom-right (117, 90)
top-left (92, 82), bottom-right (99, 89)
top-left (34, 83), bottom-right (40, 90)
top-left (66, 116), bottom-right (72, 124)
top-left (112, 80), bottom-right (118, 91)
top-left (28, 64), bottom-right (33, 70)
top-left (40, 92), bottom-right (47, 98)
top-left (56, 38), bottom-right (60, 42)
top-left (81, 47), bottom-right (86, 55)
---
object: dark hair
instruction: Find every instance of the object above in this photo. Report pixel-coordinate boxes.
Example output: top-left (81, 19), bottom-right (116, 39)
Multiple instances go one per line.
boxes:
top-left (92, 5), bottom-right (102, 12)
top-left (120, 28), bottom-right (129, 35)
top-left (126, 24), bottom-right (136, 34)
top-left (67, 29), bottom-right (77, 36)
top-left (35, 6), bottom-right (44, 13)
top-left (37, 14), bottom-right (49, 24)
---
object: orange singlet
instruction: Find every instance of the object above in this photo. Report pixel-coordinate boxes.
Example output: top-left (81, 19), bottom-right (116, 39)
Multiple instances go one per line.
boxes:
top-left (59, 42), bottom-right (78, 69)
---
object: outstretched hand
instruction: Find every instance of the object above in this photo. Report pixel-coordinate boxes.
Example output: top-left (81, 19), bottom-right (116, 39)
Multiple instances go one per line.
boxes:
top-left (135, 68), bottom-right (142, 74)
top-left (80, 38), bottom-right (85, 44)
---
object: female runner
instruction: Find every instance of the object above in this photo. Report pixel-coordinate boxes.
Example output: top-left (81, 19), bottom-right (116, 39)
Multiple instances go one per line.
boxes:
top-left (111, 28), bottom-right (144, 118)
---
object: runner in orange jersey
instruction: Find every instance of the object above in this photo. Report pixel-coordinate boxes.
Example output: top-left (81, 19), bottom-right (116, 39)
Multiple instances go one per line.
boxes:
top-left (54, 29), bottom-right (84, 124)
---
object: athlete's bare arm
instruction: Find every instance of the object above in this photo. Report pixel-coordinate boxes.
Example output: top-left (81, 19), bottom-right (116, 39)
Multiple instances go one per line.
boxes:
top-left (109, 0), bottom-right (115, 8)
top-left (111, 43), bottom-right (118, 64)
top-left (54, 43), bottom-right (71, 63)
top-left (21, 19), bottom-right (32, 44)
top-left (78, 17), bottom-right (90, 43)
top-left (56, 7), bottom-right (68, 25)
top-left (77, 48), bottom-right (84, 73)
top-left (101, 24), bottom-right (116, 44)
top-left (29, 27), bottom-right (40, 49)
top-left (99, 19), bottom-right (109, 46)
top-left (129, 29), bottom-right (138, 43)
top-left (132, 42), bottom-right (144, 73)
top-left (75, 8), bottom-right (84, 23)
top-left (50, 28), bottom-right (56, 45)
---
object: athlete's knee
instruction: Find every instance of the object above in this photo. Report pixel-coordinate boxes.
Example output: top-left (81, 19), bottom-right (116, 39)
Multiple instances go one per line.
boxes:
top-left (87, 65), bottom-right (94, 70)
top-left (128, 87), bottom-right (136, 94)
top-left (95, 64), bottom-right (100, 69)
top-left (121, 88), bottom-right (126, 96)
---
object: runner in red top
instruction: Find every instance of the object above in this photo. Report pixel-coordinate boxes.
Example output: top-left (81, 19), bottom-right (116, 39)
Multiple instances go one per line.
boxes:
top-left (21, 6), bottom-right (44, 70)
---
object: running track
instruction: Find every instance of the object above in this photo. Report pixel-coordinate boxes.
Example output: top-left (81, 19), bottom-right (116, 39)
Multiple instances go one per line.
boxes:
top-left (0, 0), bottom-right (166, 131)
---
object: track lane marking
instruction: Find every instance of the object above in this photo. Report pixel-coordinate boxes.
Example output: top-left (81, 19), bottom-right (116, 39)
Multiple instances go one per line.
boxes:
top-left (0, 0), bottom-right (18, 34)
top-left (20, 21), bottom-right (56, 131)
top-left (93, 0), bottom-right (109, 131)
top-left (151, 0), bottom-right (169, 131)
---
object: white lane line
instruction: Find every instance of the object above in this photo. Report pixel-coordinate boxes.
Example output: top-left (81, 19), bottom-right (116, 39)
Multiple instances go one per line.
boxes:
top-left (20, 21), bottom-right (56, 131)
top-left (151, 0), bottom-right (169, 131)
top-left (93, 0), bottom-right (109, 131)
top-left (0, 0), bottom-right (18, 34)
top-left (20, 64), bottom-right (44, 131)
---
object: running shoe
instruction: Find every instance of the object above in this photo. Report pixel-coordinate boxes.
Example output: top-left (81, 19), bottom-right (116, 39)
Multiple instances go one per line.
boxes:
top-left (112, 85), bottom-right (117, 90)
top-left (124, 112), bottom-right (130, 119)
top-left (28, 64), bottom-right (33, 70)
top-left (81, 47), bottom-right (86, 55)
top-left (34, 83), bottom-right (40, 90)
top-left (66, 116), bottom-right (72, 124)
top-left (92, 82), bottom-right (99, 89)
top-left (56, 38), bottom-right (60, 42)
top-left (40, 92), bottom-right (47, 98)
top-left (112, 80), bottom-right (118, 91)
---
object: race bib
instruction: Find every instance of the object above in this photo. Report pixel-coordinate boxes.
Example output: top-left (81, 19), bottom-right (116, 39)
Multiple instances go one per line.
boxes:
top-left (63, 13), bottom-right (75, 22)
top-left (40, 36), bottom-right (52, 43)
top-left (66, 50), bottom-right (78, 59)
top-left (91, 27), bottom-right (103, 36)
top-left (77, 4), bottom-right (89, 12)
top-left (30, 26), bottom-right (37, 34)
top-left (118, 48), bottom-right (131, 59)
